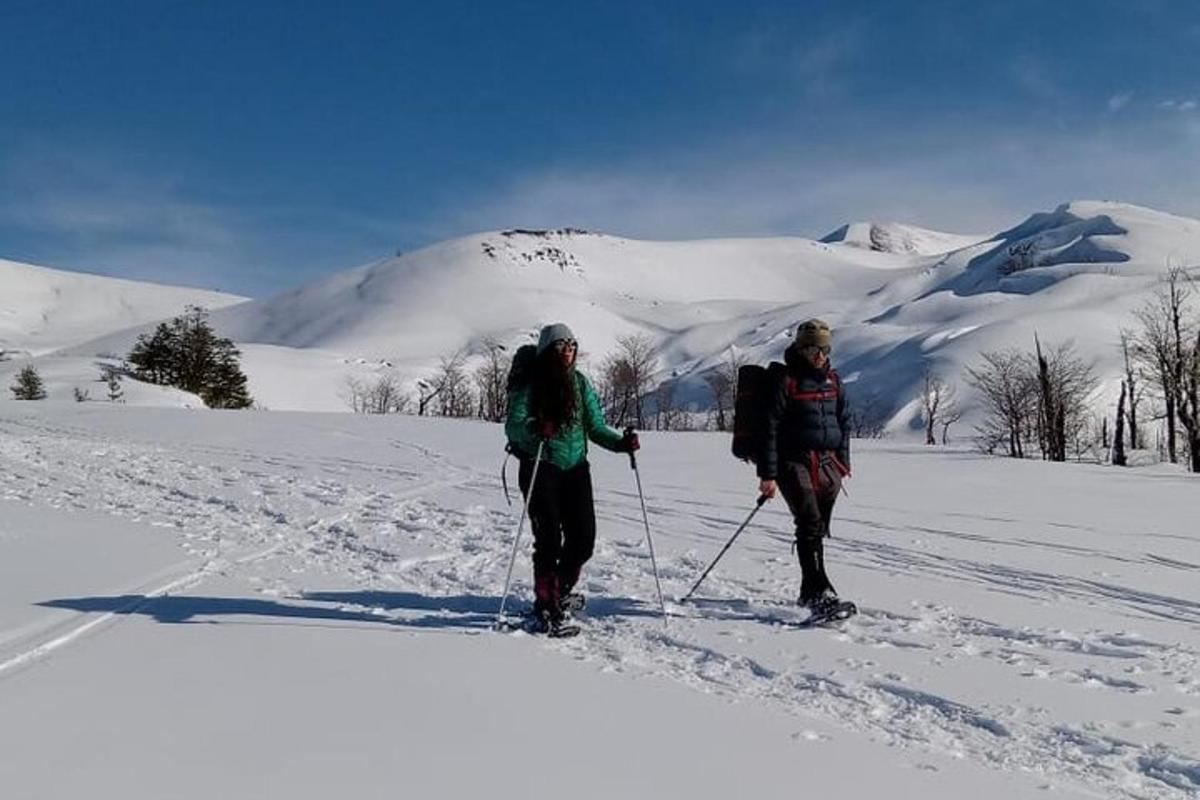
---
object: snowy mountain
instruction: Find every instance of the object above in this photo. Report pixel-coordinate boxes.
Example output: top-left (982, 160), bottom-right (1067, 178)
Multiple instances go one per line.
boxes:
top-left (18, 201), bottom-right (1200, 429)
top-left (204, 200), bottom-right (1199, 425)
top-left (0, 256), bottom-right (247, 357)
top-left (820, 221), bottom-right (986, 256)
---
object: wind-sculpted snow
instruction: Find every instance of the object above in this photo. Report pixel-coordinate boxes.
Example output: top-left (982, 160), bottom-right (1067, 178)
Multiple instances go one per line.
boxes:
top-left (1, 406), bottom-right (1196, 798)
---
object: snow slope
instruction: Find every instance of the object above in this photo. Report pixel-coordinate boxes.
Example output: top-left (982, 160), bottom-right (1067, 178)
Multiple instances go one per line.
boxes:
top-left (209, 228), bottom-right (913, 366)
top-left (0, 257), bottom-right (247, 357)
top-left (1, 403), bottom-right (1197, 799)
top-left (22, 201), bottom-right (1200, 429)
top-left (820, 221), bottom-right (987, 256)
top-left (201, 201), bottom-right (1199, 429)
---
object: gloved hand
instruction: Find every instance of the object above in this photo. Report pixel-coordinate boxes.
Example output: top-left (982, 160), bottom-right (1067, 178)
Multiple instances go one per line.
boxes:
top-left (534, 419), bottom-right (558, 440)
top-left (619, 430), bottom-right (640, 453)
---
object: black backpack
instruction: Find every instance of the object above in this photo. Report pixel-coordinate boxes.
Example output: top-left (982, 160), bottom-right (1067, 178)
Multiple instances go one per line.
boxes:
top-left (506, 344), bottom-right (539, 393)
top-left (730, 361), bottom-right (786, 463)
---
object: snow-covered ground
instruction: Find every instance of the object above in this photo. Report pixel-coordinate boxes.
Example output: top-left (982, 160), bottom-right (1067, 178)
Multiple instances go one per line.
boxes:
top-left (2, 402), bottom-right (1196, 799)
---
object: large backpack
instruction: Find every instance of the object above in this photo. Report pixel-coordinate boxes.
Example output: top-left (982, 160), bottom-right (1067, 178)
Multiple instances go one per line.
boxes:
top-left (506, 344), bottom-right (539, 393)
top-left (730, 361), bottom-right (786, 463)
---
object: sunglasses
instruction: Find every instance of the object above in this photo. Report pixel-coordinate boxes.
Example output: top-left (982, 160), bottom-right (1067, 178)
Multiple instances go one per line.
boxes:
top-left (553, 339), bottom-right (578, 351)
top-left (802, 345), bottom-right (831, 356)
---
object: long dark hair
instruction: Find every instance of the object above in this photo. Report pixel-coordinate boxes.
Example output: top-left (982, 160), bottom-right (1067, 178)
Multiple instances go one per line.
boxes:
top-left (530, 348), bottom-right (577, 427)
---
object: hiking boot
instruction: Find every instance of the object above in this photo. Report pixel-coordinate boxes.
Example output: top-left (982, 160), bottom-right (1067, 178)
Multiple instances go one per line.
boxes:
top-left (531, 605), bottom-right (580, 637)
top-left (799, 588), bottom-right (841, 615)
top-left (559, 592), bottom-right (586, 615)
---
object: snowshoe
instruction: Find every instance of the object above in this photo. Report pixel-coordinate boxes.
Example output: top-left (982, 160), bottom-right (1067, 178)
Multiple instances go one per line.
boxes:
top-left (559, 592), bottom-right (586, 615)
top-left (799, 591), bottom-right (857, 627)
top-left (530, 608), bottom-right (581, 638)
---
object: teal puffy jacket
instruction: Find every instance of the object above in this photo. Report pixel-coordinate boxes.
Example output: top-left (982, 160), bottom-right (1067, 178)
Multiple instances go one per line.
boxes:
top-left (505, 371), bottom-right (624, 470)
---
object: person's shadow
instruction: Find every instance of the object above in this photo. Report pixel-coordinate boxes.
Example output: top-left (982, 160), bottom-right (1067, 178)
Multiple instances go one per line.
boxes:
top-left (39, 590), bottom-right (661, 632)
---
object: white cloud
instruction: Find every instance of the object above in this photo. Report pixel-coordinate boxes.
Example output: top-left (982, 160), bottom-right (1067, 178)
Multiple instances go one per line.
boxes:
top-left (1158, 98), bottom-right (1198, 112)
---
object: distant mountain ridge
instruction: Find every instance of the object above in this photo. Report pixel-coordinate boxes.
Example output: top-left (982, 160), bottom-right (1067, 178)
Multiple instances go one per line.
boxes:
top-left (10, 201), bottom-right (1200, 433)
top-left (820, 221), bottom-right (986, 256)
top-left (0, 257), bottom-right (247, 357)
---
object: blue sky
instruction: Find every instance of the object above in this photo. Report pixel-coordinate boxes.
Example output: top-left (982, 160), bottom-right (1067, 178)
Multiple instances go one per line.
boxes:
top-left (2, 0), bottom-right (1200, 296)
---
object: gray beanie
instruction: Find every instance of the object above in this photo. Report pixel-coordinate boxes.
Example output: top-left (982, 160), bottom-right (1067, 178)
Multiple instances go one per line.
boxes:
top-left (536, 323), bottom-right (577, 355)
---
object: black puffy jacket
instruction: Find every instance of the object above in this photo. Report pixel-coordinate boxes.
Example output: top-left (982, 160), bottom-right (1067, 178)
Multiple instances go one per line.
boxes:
top-left (757, 345), bottom-right (851, 480)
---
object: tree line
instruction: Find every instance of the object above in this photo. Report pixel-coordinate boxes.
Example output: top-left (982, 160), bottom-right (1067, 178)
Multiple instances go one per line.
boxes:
top-left (919, 265), bottom-right (1200, 472)
top-left (344, 333), bottom-right (751, 432)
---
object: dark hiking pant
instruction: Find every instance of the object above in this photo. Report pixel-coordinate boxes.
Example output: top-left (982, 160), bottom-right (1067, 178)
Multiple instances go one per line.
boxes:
top-left (518, 459), bottom-right (596, 612)
top-left (777, 453), bottom-right (843, 602)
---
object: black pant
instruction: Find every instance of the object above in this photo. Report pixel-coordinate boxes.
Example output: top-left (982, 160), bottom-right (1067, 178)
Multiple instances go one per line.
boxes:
top-left (518, 459), bottom-right (596, 602)
top-left (777, 453), bottom-right (842, 601)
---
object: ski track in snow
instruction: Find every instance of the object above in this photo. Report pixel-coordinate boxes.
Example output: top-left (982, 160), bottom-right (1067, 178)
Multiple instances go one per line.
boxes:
top-left (1, 417), bottom-right (1197, 799)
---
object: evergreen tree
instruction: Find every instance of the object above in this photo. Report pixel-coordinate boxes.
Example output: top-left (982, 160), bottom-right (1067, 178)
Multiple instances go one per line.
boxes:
top-left (10, 365), bottom-right (47, 400)
top-left (171, 306), bottom-right (219, 395)
top-left (125, 306), bottom-right (253, 410)
top-left (203, 338), bottom-right (254, 409)
top-left (128, 322), bottom-right (178, 385)
top-left (101, 365), bottom-right (124, 402)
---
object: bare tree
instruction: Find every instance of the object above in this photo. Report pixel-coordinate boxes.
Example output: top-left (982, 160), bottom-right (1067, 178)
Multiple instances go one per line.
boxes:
top-left (1131, 267), bottom-right (1192, 463)
top-left (703, 348), bottom-right (746, 432)
top-left (600, 333), bottom-right (657, 429)
top-left (1113, 381), bottom-right (1128, 466)
top-left (847, 391), bottom-right (889, 439)
top-left (966, 348), bottom-right (1037, 458)
top-left (473, 338), bottom-right (511, 422)
top-left (343, 373), bottom-right (410, 414)
top-left (940, 395), bottom-right (964, 445)
top-left (920, 369), bottom-right (961, 446)
top-left (1033, 337), bottom-right (1099, 462)
top-left (1179, 317), bottom-right (1200, 473)
top-left (433, 351), bottom-right (474, 418)
top-left (1118, 330), bottom-right (1143, 450)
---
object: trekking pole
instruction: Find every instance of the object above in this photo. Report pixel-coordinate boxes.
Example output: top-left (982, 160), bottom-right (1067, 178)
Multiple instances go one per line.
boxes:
top-left (495, 439), bottom-right (545, 629)
top-left (680, 494), bottom-right (768, 603)
top-left (625, 427), bottom-right (667, 626)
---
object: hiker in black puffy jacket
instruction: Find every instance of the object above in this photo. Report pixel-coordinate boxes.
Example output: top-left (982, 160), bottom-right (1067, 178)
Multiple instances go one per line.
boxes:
top-left (757, 319), bottom-right (852, 612)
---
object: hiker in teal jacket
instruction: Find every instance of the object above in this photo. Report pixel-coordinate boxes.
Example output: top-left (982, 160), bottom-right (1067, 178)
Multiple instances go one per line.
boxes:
top-left (506, 323), bottom-right (639, 630)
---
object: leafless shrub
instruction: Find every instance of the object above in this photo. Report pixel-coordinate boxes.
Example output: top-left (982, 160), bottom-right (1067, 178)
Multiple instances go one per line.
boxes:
top-left (473, 338), bottom-right (511, 422)
top-left (343, 373), bottom-right (410, 414)
top-left (598, 333), bottom-right (657, 429)
top-left (1130, 266), bottom-right (1200, 470)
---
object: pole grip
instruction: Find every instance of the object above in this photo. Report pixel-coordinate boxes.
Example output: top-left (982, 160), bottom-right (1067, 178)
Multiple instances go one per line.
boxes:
top-left (624, 425), bottom-right (637, 469)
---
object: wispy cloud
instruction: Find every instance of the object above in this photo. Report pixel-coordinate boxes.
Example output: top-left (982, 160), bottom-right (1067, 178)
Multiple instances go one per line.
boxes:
top-left (729, 18), bottom-right (869, 100)
top-left (0, 146), bottom-right (400, 296)
top-left (1159, 97), bottom-right (1200, 113)
top-left (0, 149), bottom-right (243, 287)
top-left (1010, 54), bottom-right (1063, 103)
top-left (1107, 92), bottom-right (1134, 113)
top-left (452, 120), bottom-right (1200, 243)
